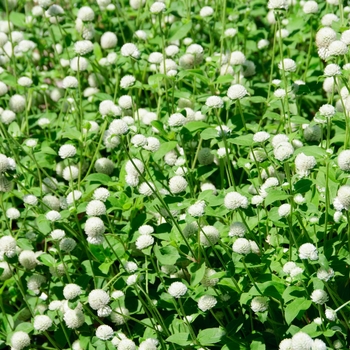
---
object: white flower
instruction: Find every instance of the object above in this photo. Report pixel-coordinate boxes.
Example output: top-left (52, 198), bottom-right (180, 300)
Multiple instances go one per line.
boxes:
top-left (95, 158), bottom-right (114, 175)
top-left (131, 134), bottom-right (147, 147)
top-left (139, 339), bottom-right (158, 350)
top-left (11, 331), bottom-right (31, 350)
top-left (299, 243), bottom-right (318, 260)
top-left (291, 332), bottom-right (313, 350)
top-left (295, 153), bottom-right (317, 176)
top-left (336, 185), bottom-right (350, 210)
top-left (317, 267), bottom-right (334, 281)
top-left (253, 131), bottom-right (270, 143)
top-left (165, 45), bottom-right (179, 57)
top-left (143, 137), bottom-right (160, 151)
top-left (124, 261), bottom-right (138, 273)
top-left (200, 6), bottom-right (214, 17)
top-left (322, 13), bottom-right (339, 26)
top-left (109, 119), bottom-right (129, 135)
top-left (206, 96), bottom-right (224, 108)
top-left (118, 339), bottom-right (136, 350)
top-left (93, 188), bottom-right (110, 202)
top-left (200, 225), bottom-right (220, 246)
top-left (101, 32), bottom-right (117, 49)
top-left (169, 175), bottom-right (188, 194)
top-left (229, 222), bottom-right (247, 237)
top-left (168, 281), bottom-right (187, 298)
top-left (63, 76), bottom-right (78, 89)
top-left (319, 104), bottom-right (335, 118)
top-left (18, 77), bottom-right (33, 87)
top-left (224, 191), bottom-right (249, 210)
top-left (278, 203), bottom-right (291, 217)
top-left (121, 43), bottom-right (140, 59)
top-left (59, 237), bottom-right (77, 252)
top-left (274, 142), bottom-right (294, 161)
top-left (63, 284), bottom-right (82, 300)
top-left (46, 210), bottom-right (61, 222)
top-left (99, 100), bottom-right (121, 116)
top-left (311, 289), bottom-right (328, 304)
top-left (338, 150), bottom-right (350, 171)
top-left (74, 40), bottom-right (94, 55)
top-left (168, 113), bottom-right (186, 127)
top-left (9, 94), bottom-right (26, 113)
top-left (136, 235), bottom-right (154, 250)
top-left (70, 56), bottom-right (89, 71)
top-left (86, 200), bottom-right (106, 216)
top-left (51, 229), bottom-right (65, 240)
top-left (227, 84), bottom-right (248, 100)
top-left (34, 315), bottom-right (52, 332)
top-left (188, 200), bottom-right (206, 217)
top-left (138, 182), bottom-right (155, 196)
top-left (63, 309), bottom-right (85, 329)
top-left (120, 75), bottom-right (136, 89)
top-left (125, 159), bottom-right (144, 175)
top-left (150, 1), bottom-right (166, 14)
top-left (329, 40), bottom-right (348, 56)
top-left (0, 262), bottom-right (12, 280)
top-left (303, 1), bottom-right (318, 13)
top-left (0, 110), bottom-right (16, 124)
top-left (278, 58), bottom-right (296, 72)
top-left (225, 28), bottom-right (237, 37)
top-left (59, 144), bottom-right (76, 159)
top-left (6, 207), bottom-right (20, 219)
top-left (77, 6), bottom-right (94, 21)
top-left (251, 296), bottom-right (269, 313)
top-left (279, 338), bottom-right (292, 350)
top-left (111, 306), bottom-right (130, 324)
top-left (96, 325), bottom-right (114, 340)
top-left (88, 289), bottom-right (110, 310)
top-left (316, 27), bottom-right (336, 48)
top-left (159, 58), bottom-right (178, 76)
top-left (232, 238), bottom-right (251, 254)
top-left (274, 88), bottom-right (287, 98)
top-left (268, 0), bottom-right (288, 9)
top-left (324, 63), bottom-right (341, 77)
top-left (98, 306), bottom-right (112, 317)
top-left (198, 295), bottom-right (217, 311)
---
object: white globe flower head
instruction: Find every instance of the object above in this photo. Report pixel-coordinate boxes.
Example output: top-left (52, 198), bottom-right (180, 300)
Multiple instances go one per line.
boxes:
top-left (279, 339), bottom-right (292, 350)
top-left (86, 200), bottom-right (106, 216)
top-left (63, 283), bottom-right (82, 300)
top-left (34, 315), bottom-right (53, 332)
top-left (59, 144), bottom-right (76, 159)
top-left (168, 113), bottom-right (186, 127)
top-left (124, 261), bottom-right (138, 273)
top-left (316, 27), bottom-right (337, 48)
top-left (268, 0), bottom-right (288, 9)
top-left (251, 296), bottom-right (269, 313)
top-left (143, 137), bottom-right (160, 152)
top-left (84, 217), bottom-right (106, 237)
top-left (165, 44), bottom-right (179, 57)
top-left (0, 110), bottom-right (15, 125)
top-left (291, 332), bottom-right (313, 350)
top-left (119, 95), bottom-right (133, 109)
top-left (18, 76), bottom-right (33, 87)
top-left (118, 339), bottom-right (136, 350)
top-left (317, 267), bottom-right (334, 282)
top-left (77, 6), bottom-right (94, 21)
top-left (337, 185), bottom-right (350, 210)
top-left (88, 289), bottom-right (110, 310)
top-left (169, 175), bottom-right (188, 194)
top-left (232, 238), bottom-right (251, 255)
top-left (295, 152), bottom-right (317, 176)
top-left (324, 63), bottom-right (341, 77)
top-left (63, 76), bottom-right (78, 89)
top-left (229, 222), bottom-right (247, 237)
top-left (338, 150), bottom-right (350, 171)
top-left (111, 306), bottom-right (130, 325)
top-left (70, 56), bottom-right (89, 71)
top-left (206, 95), bottom-right (224, 108)
top-left (303, 1), bottom-right (319, 13)
top-left (138, 182), bottom-right (155, 196)
top-left (121, 43), bottom-right (140, 59)
top-left (198, 295), bottom-right (217, 311)
top-left (101, 32), bottom-right (118, 49)
top-left (200, 6), bottom-right (214, 17)
top-left (46, 210), bottom-right (61, 222)
top-left (299, 243), bottom-right (318, 260)
top-left (11, 331), bottom-right (31, 350)
top-left (227, 84), bottom-right (248, 100)
top-left (66, 190), bottom-right (83, 206)
top-left (274, 142), bottom-right (294, 161)
top-left (200, 225), bottom-right (220, 246)
top-left (95, 158), bottom-right (114, 175)
top-left (319, 104), bottom-right (335, 118)
top-left (321, 13), bottom-right (339, 26)
top-left (125, 158), bottom-right (144, 176)
top-left (6, 207), bottom-right (20, 219)
top-left (311, 289), bottom-right (329, 305)
top-left (109, 119), bottom-right (129, 135)
top-left (0, 261), bottom-right (12, 281)
top-left (150, 1), bottom-right (166, 14)
top-left (63, 309), bottom-right (85, 329)
top-left (278, 58), bottom-right (297, 72)
top-left (274, 88), bottom-right (287, 98)
top-left (168, 281), bottom-right (187, 298)
top-left (329, 40), bottom-right (348, 56)
top-left (120, 75), bottom-right (136, 89)
top-left (159, 58), bottom-right (178, 76)
top-left (188, 200), bottom-right (206, 217)
top-left (74, 40), bottom-right (94, 55)
top-left (93, 188), bottom-right (110, 202)
top-left (253, 131), bottom-right (270, 143)
top-left (96, 325), bottom-right (114, 340)
top-left (51, 229), bottom-right (65, 240)
top-left (224, 191), bottom-right (249, 210)
top-left (136, 234), bottom-right (154, 250)
top-left (59, 237), bottom-right (77, 252)
top-left (9, 94), bottom-right (26, 113)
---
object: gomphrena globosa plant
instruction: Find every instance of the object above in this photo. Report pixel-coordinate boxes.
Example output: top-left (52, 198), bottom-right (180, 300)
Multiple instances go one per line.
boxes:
top-left (1, 0), bottom-right (350, 349)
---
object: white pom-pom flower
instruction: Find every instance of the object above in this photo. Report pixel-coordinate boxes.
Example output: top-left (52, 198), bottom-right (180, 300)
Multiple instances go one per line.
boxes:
top-left (34, 315), bottom-right (52, 332)
top-left (251, 296), bottom-right (269, 313)
top-left (198, 295), bottom-right (217, 311)
top-left (96, 325), bottom-right (114, 340)
top-left (227, 84), bottom-right (248, 100)
top-left (299, 243), bottom-right (318, 260)
top-left (63, 284), bottom-right (82, 300)
top-left (168, 281), bottom-right (187, 298)
top-left (224, 191), bottom-right (249, 210)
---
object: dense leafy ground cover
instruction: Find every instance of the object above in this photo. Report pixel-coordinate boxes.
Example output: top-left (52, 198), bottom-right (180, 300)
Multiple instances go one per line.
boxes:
top-left (1, 0), bottom-right (350, 349)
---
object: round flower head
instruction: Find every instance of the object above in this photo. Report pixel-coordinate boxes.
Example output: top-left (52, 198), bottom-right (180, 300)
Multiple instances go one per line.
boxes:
top-left (139, 225), bottom-right (154, 235)
top-left (0, 262), bottom-right (12, 280)
top-left (88, 289), bottom-right (110, 310)
top-left (319, 104), bottom-right (335, 118)
top-left (18, 77), bottom-right (33, 87)
top-left (274, 142), bottom-right (294, 161)
top-left (278, 58), bottom-right (296, 72)
top-left (232, 238), bottom-right (251, 255)
top-left (111, 306), bottom-right (130, 325)
top-left (0, 82), bottom-right (8, 96)
top-left (77, 6), bottom-right (94, 21)
top-left (74, 40), bottom-right (94, 55)
top-left (59, 237), bottom-right (77, 252)
top-left (251, 296), bottom-right (269, 313)
top-left (96, 325), bottom-right (114, 340)
top-left (168, 281), bottom-right (187, 298)
top-left (227, 84), bottom-right (248, 100)
top-left (169, 175), bottom-right (188, 194)
top-left (120, 75), bottom-right (136, 89)
top-left (63, 309), bottom-right (85, 329)
top-left (119, 95), bottom-right (133, 109)
top-left (9, 94), bottom-right (26, 113)
top-left (311, 289), bottom-right (328, 304)
top-left (206, 95), bottom-right (224, 108)
top-left (18, 250), bottom-right (38, 269)
top-left (150, 1), bottom-right (166, 14)
top-left (131, 134), bottom-right (147, 147)
top-left (324, 63), bottom-right (341, 77)
top-left (109, 119), bottom-right (129, 135)
top-left (317, 267), bottom-right (334, 282)
top-left (230, 51), bottom-right (246, 65)
top-left (63, 284), bottom-right (82, 300)
top-left (95, 157), bottom-right (114, 175)
top-left (101, 32), bottom-right (117, 49)
top-left (299, 243), bottom-right (318, 260)
top-left (295, 153), bottom-right (317, 176)
top-left (279, 339), bottom-right (292, 350)
top-left (118, 339), bottom-right (136, 350)
top-left (159, 58), bottom-right (178, 76)
top-left (59, 144), bottom-right (76, 159)
top-left (86, 200), bottom-right (106, 216)
top-left (291, 332), bottom-right (313, 350)
top-left (198, 295), bottom-right (217, 311)
top-left (224, 191), bottom-right (249, 210)
top-left (278, 203), bottom-right (291, 217)
top-left (198, 148), bottom-right (214, 165)
top-left (51, 229), bottom-right (65, 240)
top-left (34, 315), bottom-right (52, 332)
top-left (11, 331), bottom-right (31, 350)
top-left (338, 150), bottom-right (350, 171)
top-left (253, 131), bottom-right (270, 143)
top-left (0, 235), bottom-right (16, 258)
top-left (6, 207), bottom-right (20, 219)
top-left (317, 28), bottom-right (336, 47)
top-left (93, 188), bottom-right (110, 202)
top-left (125, 158), bottom-right (144, 176)
top-left (138, 182), bottom-right (155, 196)
top-left (268, 0), bottom-right (288, 9)
top-left (337, 185), bottom-right (350, 210)
top-left (168, 113), bottom-right (186, 127)
top-left (303, 125), bottom-right (322, 142)
top-left (188, 200), bottom-right (206, 217)
top-left (229, 222), bottom-right (247, 237)
top-left (66, 190), bottom-right (82, 206)
top-left (121, 43), bottom-right (140, 59)
top-left (303, 1), bottom-right (318, 13)
top-left (165, 45), bottom-right (179, 57)
top-left (136, 235), bottom-right (154, 250)
top-left (63, 76), bottom-right (78, 89)
top-left (46, 210), bottom-right (61, 222)
top-left (329, 40), bottom-right (348, 56)
top-left (1, 110), bottom-right (16, 124)
top-left (143, 137), bottom-right (160, 152)
top-left (200, 6), bottom-right (214, 17)
top-left (200, 225), bottom-right (220, 246)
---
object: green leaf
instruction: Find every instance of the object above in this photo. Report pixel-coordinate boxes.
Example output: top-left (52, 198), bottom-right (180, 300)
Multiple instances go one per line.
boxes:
top-left (250, 340), bottom-right (266, 350)
top-left (250, 96), bottom-right (266, 103)
top-left (168, 21), bottom-right (192, 41)
top-left (1, 73), bottom-right (16, 87)
top-left (93, 42), bottom-right (103, 61)
top-left (37, 253), bottom-right (56, 267)
top-left (294, 179), bottom-right (313, 193)
top-left (264, 190), bottom-right (290, 206)
top-left (94, 93), bottom-right (113, 102)
top-left (99, 261), bottom-right (114, 274)
top-left (294, 146), bottom-right (327, 159)
top-left (285, 298), bottom-right (311, 325)
top-left (201, 128), bottom-right (217, 140)
top-left (184, 121), bottom-right (209, 134)
top-left (10, 12), bottom-right (26, 27)
top-left (62, 129), bottom-right (82, 141)
top-left (85, 173), bottom-right (111, 184)
top-left (154, 244), bottom-right (180, 265)
top-left (189, 262), bottom-right (206, 286)
top-left (148, 73), bottom-right (166, 87)
top-left (15, 322), bottom-right (33, 333)
top-left (153, 141), bottom-right (178, 162)
top-left (166, 332), bottom-right (191, 346)
top-left (228, 134), bottom-right (254, 146)
top-left (197, 327), bottom-right (226, 345)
